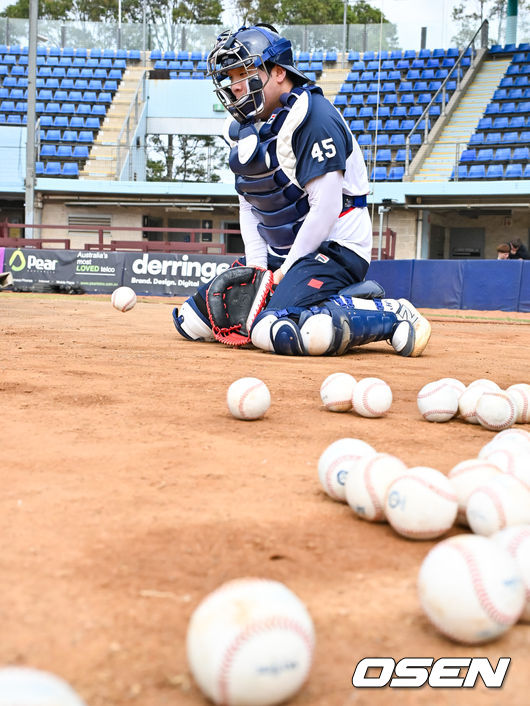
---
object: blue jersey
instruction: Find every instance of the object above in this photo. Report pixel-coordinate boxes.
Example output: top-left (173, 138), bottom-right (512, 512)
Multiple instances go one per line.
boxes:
top-left (292, 92), bottom-right (354, 187)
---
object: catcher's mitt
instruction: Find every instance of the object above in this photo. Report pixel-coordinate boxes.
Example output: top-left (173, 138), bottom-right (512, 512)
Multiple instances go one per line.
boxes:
top-left (206, 266), bottom-right (274, 346)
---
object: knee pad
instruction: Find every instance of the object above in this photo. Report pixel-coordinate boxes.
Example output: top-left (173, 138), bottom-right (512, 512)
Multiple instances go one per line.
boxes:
top-left (259, 307), bottom-right (349, 356)
top-left (172, 298), bottom-right (215, 341)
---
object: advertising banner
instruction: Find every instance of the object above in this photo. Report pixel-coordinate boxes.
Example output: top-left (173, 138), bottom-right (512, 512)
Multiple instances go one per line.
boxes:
top-left (2, 247), bottom-right (236, 296)
top-left (122, 251), bottom-right (233, 295)
top-left (4, 248), bottom-right (125, 294)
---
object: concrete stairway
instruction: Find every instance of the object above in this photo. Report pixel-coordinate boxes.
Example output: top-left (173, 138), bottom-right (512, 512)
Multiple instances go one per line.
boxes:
top-left (413, 58), bottom-right (511, 182)
top-left (80, 62), bottom-right (149, 180)
top-left (317, 62), bottom-right (351, 101)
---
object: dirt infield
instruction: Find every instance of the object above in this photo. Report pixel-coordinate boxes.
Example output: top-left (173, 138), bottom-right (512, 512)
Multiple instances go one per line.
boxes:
top-left (0, 292), bottom-right (529, 706)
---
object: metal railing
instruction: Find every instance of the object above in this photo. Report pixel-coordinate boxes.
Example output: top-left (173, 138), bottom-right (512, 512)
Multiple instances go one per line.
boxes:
top-left (0, 222), bottom-right (396, 259)
top-left (405, 19), bottom-right (490, 177)
top-left (115, 70), bottom-right (148, 180)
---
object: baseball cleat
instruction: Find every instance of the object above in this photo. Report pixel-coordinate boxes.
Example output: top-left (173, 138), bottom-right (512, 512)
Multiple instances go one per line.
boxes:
top-left (395, 299), bottom-right (431, 357)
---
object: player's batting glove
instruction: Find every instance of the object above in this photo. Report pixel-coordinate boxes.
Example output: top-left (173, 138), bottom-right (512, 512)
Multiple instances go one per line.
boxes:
top-left (206, 266), bottom-right (274, 346)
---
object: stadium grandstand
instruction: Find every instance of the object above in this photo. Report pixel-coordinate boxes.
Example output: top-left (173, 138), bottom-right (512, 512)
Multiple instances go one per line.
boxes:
top-left (0, 8), bottom-right (528, 311)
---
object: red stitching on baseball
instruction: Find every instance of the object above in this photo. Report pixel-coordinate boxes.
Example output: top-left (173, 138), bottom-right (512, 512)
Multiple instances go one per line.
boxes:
top-left (476, 393), bottom-right (516, 429)
top-left (363, 457), bottom-right (383, 520)
top-left (238, 381), bottom-right (265, 419)
top-left (422, 408), bottom-right (455, 419)
top-left (452, 543), bottom-right (521, 625)
top-left (217, 616), bottom-right (314, 705)
top-left (361, 382), bottom-right (386, 416)
top-left (474, 485), bottom-right (506, 529)
top-left (418, 382), bottom-right (446, 398)
top-left (394, 474), bottom-right (457, 502)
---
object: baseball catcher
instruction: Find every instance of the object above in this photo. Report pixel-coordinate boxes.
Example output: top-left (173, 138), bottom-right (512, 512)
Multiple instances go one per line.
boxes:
top-left (173, 24), bottom-right (431, 356)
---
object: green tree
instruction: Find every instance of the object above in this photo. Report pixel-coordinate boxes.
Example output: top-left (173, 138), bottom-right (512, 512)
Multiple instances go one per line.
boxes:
top-left (451, 0), bottom-right (529, 46)
top-left (226, 0), bottom-right (387, 26)
top-left (146, 134), bottom-right (226, 182)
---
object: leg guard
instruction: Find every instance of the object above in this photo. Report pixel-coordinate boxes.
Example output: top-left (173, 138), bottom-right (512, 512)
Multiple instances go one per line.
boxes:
top-left (251, 297), bottom-right (416, 356)
top-left (172, 297), bottom-right (216, 341)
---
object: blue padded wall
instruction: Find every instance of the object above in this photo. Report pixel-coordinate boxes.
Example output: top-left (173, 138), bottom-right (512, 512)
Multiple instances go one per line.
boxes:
top-left (411, 260), bottom-right (465, 309)
top-left (366, 259), bottom-right (529, 312)
top-left (461, 260), bottom-right (523, 311)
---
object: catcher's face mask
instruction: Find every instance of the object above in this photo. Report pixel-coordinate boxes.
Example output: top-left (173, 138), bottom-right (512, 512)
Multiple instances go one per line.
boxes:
top-left (207, 25), bottom-right (309, 123)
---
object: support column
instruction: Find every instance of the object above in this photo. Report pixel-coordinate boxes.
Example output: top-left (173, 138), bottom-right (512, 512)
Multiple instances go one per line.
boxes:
top-left (506, 0), bottom-right (518, 46)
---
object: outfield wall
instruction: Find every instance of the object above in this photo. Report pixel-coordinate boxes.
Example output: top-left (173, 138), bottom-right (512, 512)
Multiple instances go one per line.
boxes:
top-left (1, 247), bottom-right (529, 312)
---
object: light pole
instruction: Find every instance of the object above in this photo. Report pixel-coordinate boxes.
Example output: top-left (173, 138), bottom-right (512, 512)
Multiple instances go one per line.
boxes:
top-left (25, 0), bottom-right (38, 233)
top-left (342, 0), bottom-right (348, 69)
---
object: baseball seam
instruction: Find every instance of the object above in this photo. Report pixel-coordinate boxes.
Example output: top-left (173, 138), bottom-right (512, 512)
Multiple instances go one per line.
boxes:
top-left (238, 382), bottom-right (265, 420)
top-left (472, 485), bottom-right (506, 530)
top-left (217, 616), bottom-right (314, 705)
top-left (363, 459), bottom-right (384, 521)
top-left (359, 382), bottom-right (386, 416)
top-left (452, 543), bottom-right (521, 626)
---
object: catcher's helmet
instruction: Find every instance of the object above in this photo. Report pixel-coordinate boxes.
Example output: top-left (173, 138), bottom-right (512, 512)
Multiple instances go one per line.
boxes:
top-left (207, 24), bottom-right (309, 122)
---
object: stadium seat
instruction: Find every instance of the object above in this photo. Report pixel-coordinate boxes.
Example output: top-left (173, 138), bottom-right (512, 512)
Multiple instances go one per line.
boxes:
top-left (460, 149), bottom-right (476, 162)
top-left (505, 163), bottom-right (523, 179)
top-left (62, 162), bottom-right (79, 177)
top-left (72, 145), bottom-right (89, 159)
top-left (476, 148), bottom-right (494, 162)
top-left (349, 119), bottom-right (365, 132)
top-left (452, 164), bottom-right (468, 180)
top-left (61, 129), bottom-right (78, 142)
top-left (493, 147), bottom-right (511, 161)
top-left (389, 133), bottom-right (405, 146)
top-left (485, 132), bottom-right (502, 145)
top-left (44, 161), bottom-right (61, 176)
top-left (370, 166), bottom-right (387, 180)
top-left (486, 164), bottom-right (504, 179)
top-left (357, 134), bottom-right (372, 146)
top-left (358, 107), bottom-right (373, 118)
top-left (69, 116), bottom-right (84, 129)
top-left (388, 166), bottom-right (405, 180)
top-left (468, 132), bottom-right (484, 146)
top-left (375, 149), bottom-right (392, 163)
top-left (468, 164), bottom-right (486, 179)
top-left (522, 164), bottom-right (530, 178)
top-left (40, 144), bottom-right (56, 158)
top-left (512, 146), bottom-right (529, 160)
top-left (57, 145), bottom-right (73, 159)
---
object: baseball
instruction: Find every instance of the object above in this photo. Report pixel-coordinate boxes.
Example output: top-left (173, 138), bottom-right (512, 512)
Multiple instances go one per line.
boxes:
top-left (352, 377), bottom-right (392, 418)
top-left (0, 667), bottom-right (86, 705)
top-left (479, 445), bottom-right (530, 486)
top-left (320, 372), bottom-right (356, 412)
top-left (417, 380), bottom-right (459, 422)
top-left (385, 466), bottom-right (458, 540)
top-left (186, 578), bottom-right (315, 706)
top-left (438, 377), bottom-right (466, 399)
top-left (317, 437), bottom-right (376, 502)
top-left (418, 534), bottom-right (525, 644)
top-left (448, 458), bottom-right (503, 525)
top-left (476, 391), bottom-right (517, 431)
top-left (506, 383), bottom-right (530, 423)
top-left (491, 525), bottom-right (530, 622)
top-left (227, 377), bottom-right (271, 421)
top-left (468, 378), bottom-right (501, 391)
top-left (111, 285), bottom-right (137, 312)
top-left (344, 452), bottom-right (407, 522)
top-left (458, 385), bottom-right (488, 424)
top-left (479, 428), bottom-right (530, 457)
top-left (466, 474), bottom-right (530, 536)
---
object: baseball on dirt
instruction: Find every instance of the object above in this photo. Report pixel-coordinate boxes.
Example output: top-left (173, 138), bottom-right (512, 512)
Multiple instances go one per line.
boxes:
top-left (418, 534), bottom-right (525, 644)
top-left (448, 458), bottom-right (503, 525)
top-left (111, 285), bottom-right (137, 312)
top-left (491, 524), bottom-right (530, 623)
top-left (317, 437), bottom-right (376, 502)
top-left (479, 428), bottom-right (530, 457)
top-left (385, 466), bottom-right (458, 540)
top-left (476, 390), bottom-right (517, 431)
top-left (186, 578), bottom-right (315, 706)
top-left (466, 474), bottom-right (530, 536)
top-left (344, 452), bottom-right (407, 522)
top-left (506, 383), bottom-right (530, 424)
top-left (438, 377), bottom-right (466, 399)
top-left (320, 372), bottom-right (356, 412)
top-left (417, 380), bottom-right (459, 422)
top-left (0, 667), bottom-right (87, 706)
top-left (227, 377), bottom-right (271, 420)
top-left (458, 385), bottom-right (489, 424)
top-left (352, 377), bottom-right (392, 418)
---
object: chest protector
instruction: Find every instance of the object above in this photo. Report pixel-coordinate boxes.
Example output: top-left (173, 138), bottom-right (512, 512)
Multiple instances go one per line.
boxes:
top-left (229, 85), bottom-right (322, 249)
